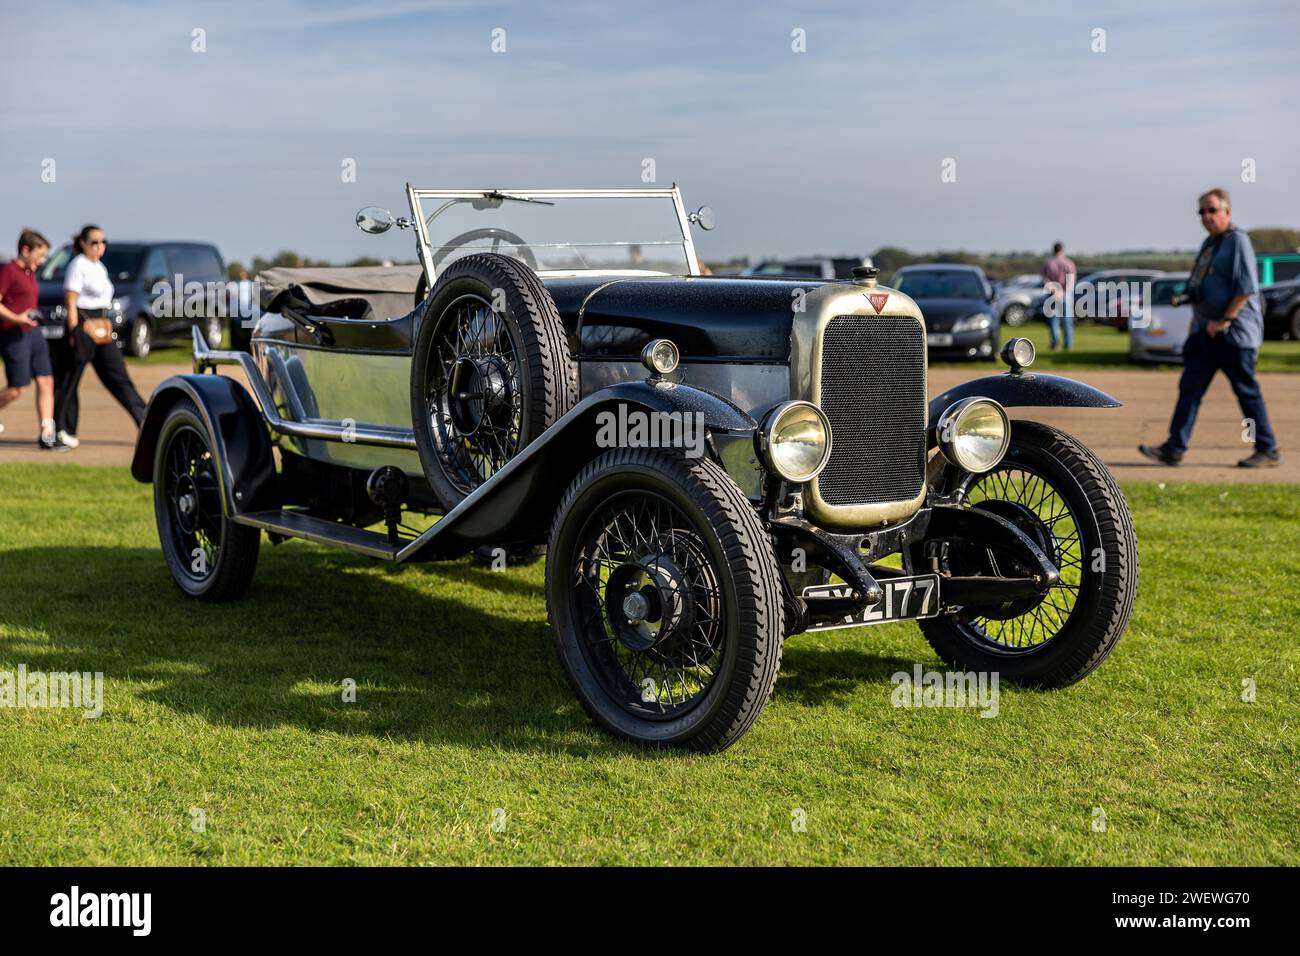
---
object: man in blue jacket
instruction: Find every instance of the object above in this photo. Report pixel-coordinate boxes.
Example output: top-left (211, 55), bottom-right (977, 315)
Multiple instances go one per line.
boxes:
top-left (1140, 188), bottom-right (1280, 468)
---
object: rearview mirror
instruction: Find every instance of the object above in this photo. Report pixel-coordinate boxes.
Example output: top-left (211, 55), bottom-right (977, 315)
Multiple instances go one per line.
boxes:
top-left (356, 206), bottom-right (396, 235)
top-left (688, 205), bottom-right (716, 231)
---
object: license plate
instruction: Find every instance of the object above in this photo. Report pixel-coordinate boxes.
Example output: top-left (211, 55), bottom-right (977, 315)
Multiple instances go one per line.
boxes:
top-left (927, 333), bottom-right (954, 346)
top-left (802, 574), bottom-right (940, 632)
top-left (40, 325), bottom-right (64, 340)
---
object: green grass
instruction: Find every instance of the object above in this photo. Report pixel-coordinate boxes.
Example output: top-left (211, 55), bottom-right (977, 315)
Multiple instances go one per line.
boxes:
top-left (930, 322), bottom-right (1300, 373)
top-left (1, 464), bottom-right (1297, 865)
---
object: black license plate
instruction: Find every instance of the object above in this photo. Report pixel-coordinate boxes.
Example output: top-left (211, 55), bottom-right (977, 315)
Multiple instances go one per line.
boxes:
top-left (802, 574), bottom-right (940, 632)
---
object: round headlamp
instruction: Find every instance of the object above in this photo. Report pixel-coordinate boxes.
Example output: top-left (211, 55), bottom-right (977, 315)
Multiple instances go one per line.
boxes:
top-left (1000, 337), bottom-right (1036, 371)
top-left (757, 401), bottom-right (832, 483)
top-left (935, 398), bottom-right (1010, 473)
top-left (641, 339), bottom-right (680, 375)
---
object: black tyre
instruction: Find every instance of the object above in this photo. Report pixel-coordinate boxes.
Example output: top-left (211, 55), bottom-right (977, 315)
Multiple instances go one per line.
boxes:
top-left (917, 420), bottom-right (1138, 687)
top-left (127, 317), bottom-right (152, 357)
top-left (153, 400), bottom-right (260, 601)
top-left (1290, 307), bottom-right (1300, 342)
top-left (1002, 302), bottom-right (1028, 327)
top-left (546, 448), bottom-right (785, 752)
top-left (410, 253), bottom-right (577, 512)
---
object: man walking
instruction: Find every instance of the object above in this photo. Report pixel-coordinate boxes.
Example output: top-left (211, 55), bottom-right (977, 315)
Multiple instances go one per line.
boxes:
top-left (1139, 188), bottom-right (1279, 468)
top-left (1041, 241), bottom-right (1077, 351)
top-left (0, 229), bottom-right (64, 449)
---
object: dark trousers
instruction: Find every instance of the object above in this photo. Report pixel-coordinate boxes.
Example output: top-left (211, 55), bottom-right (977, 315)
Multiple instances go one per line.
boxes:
top-left (1164, 330), bottom-right (1277, 456)
top-left (54, 326), bottom-right (147, 435)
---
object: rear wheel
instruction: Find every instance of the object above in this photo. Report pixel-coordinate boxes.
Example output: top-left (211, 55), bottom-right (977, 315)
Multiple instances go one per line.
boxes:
top-left (547, 448), bottom-right (785, 751)
top-left (1002, 302), bottom-right (1028, 326)
top-left (917, 421), bottom-right (1138, 687)
top-left (410, 253), bottom-right (576, 512)
top-left (153, 400), bottom-right (259, 601)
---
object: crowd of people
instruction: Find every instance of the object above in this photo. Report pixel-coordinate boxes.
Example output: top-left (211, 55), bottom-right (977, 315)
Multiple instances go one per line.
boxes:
top-left (0, 225), bottom-right (146, 451)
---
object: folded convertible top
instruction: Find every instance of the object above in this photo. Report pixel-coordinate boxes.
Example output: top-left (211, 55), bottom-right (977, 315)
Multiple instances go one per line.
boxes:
top-left (259, 264), bottom-right (423, 322)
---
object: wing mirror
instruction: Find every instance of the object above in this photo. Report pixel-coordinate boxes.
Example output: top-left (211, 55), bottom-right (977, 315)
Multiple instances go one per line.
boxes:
top-left (355, 206), bottom-right (415, 235)
top-left (688, 205), bottom-right (716, 230)
top-left (356, 206), bottom-right (396, 234)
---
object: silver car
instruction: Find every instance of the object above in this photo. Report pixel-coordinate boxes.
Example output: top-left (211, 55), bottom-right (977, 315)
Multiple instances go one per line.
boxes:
top-left (1130, 273), bottom-right (1191, 364)
top-left (992, 274), bottom-right (1047, 327)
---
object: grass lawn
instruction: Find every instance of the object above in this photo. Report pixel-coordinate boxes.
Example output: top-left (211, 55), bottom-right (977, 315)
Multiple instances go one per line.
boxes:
top-left (929, 321), bottom-right (1300, 373)
top-left (1, 463), bottom-right (1296, 865)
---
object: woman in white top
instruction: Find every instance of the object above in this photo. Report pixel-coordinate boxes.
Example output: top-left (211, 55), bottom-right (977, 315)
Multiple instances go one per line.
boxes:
top-left (53, 224), bottom-right (147, 447)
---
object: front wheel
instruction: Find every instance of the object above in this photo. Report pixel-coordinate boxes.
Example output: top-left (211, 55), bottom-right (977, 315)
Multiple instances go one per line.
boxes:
top-left (1002, 303), bottom-right (1028, 326)
top-left (546, 448), bottom-right (785, 751)
top-left (127, 318), bottom-right (152, 357)
top-left (153, 400), bottom-right (260, 601)
top-left (917, 420), bottom-right (1138, 687)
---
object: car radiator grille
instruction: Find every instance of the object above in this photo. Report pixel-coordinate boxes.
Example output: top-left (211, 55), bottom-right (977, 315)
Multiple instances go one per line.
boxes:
top-left (817, 315), bottom-right (927, 507)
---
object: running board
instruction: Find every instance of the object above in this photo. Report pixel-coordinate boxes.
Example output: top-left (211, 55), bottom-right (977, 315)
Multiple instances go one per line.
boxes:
top-left (234, 510), bottom-right (402, 561)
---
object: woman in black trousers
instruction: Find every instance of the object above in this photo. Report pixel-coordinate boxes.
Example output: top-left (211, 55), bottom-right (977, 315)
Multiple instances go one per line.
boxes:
top-left (53, 224), bottom-right (147, 448)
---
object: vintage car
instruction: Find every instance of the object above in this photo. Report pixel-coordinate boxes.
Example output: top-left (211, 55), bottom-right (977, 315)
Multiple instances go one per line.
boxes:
top-left (131, 186), bottom-right (1139, 752)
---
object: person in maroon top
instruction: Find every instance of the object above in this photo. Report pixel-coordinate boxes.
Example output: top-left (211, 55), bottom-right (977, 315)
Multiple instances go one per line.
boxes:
top-left (1040, 241), bottom-right (1078, 351)
top-left (0, 229), bottom-right (63, 449)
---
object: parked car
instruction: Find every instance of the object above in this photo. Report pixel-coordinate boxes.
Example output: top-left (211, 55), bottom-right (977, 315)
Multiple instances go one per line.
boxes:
top-left (1129, 273), bottom-right (1190, 364)
top-left (891, 263), bottom-right (999, 360)
top-left (1025, 269), bottom-right (1166, 330)
top-left (131, 185), bottom-right (1137, 752)
top-left (741, 256), bottom-right (873, 280)
top-left (35, 241), bottom-right (229, 357)
top-left (1261, 278), bottom-right (1300, 340)
top-left (991, 273), bottom-right (1047, 327)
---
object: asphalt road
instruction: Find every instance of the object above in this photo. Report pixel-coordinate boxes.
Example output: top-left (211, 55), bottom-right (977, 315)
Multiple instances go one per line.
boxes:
top-left (1, 359), bottom-right (1296, 483)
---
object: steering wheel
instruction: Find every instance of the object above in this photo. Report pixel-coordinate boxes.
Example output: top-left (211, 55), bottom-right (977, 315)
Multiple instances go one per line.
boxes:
top-left (429, 228), bottom-right (538, 271)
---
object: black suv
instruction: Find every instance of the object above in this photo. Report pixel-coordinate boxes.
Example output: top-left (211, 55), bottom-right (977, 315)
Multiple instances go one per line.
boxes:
top-left (36, 241), bottom-right (228, 357)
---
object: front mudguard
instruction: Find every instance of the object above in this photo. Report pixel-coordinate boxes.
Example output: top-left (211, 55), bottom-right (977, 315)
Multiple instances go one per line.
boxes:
top-left (130, 374), bottom-right (278, 515)
top-left (404, 378), bottom-right (757, 560)
top-left (927, 370), bottom-right (1120, 435)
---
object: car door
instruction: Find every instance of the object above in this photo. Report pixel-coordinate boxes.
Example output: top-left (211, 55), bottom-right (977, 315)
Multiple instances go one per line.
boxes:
top-left (138, 246), bottom-right (171, 331)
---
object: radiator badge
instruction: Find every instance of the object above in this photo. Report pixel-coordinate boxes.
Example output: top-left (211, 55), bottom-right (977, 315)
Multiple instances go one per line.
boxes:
top-left (867, 293), bottom-right (889, 313)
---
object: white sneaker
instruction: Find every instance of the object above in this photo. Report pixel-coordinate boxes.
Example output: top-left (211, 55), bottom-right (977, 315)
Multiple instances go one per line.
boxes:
top-left (56, 430), bottom-right (80, 448)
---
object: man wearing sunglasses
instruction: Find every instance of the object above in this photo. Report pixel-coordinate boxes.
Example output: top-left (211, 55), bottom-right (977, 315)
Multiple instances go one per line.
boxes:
top-left (1139, 188), bottom-right (1279, 468)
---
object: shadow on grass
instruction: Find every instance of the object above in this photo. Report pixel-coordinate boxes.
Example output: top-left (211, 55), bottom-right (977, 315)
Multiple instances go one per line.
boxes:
top-left (0, 543), bottom-right (623, 756)
top-left (0, 542), bottom-right (926, 753)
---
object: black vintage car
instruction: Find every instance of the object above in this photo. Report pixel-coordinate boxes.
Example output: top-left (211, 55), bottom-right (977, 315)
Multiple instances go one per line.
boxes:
top-left (131, 186), bottom-right (1138, 752)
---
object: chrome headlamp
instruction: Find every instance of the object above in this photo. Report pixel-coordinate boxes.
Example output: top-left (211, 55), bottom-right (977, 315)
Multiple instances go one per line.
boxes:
top-left (934, 398), bottom-right (1010, 473)
top-left (640, 339), bottom-right (680, 375)
top-left (756, 401), bottom-right (832, 483)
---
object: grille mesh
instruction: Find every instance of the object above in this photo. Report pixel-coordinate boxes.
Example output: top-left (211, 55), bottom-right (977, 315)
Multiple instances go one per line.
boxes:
top-left (817, 315), bottom-right (927, 507)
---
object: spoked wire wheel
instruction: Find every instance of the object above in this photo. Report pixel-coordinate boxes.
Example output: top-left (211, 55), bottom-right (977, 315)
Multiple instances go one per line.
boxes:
top-left (953, 464), bottom-right (1083, 652)
top-left (572, 490), bottom-right (725, 718)
top-left (918, 420), bottom-right (1138, 687)
top-left (161, 424), bottom-right (225, 584)
top-left (424, 293), bottom-right (524, 496)
top-left (410, 253), bottom-right (576, 513)
top-left (152, 399), bottom-right (260, 601)
top-left (547, 449), bottom-right (785, 751)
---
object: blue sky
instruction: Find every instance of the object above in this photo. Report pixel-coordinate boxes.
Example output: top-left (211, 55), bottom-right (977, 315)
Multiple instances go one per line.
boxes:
top-left (2, 0), bottom-right (1297, 265)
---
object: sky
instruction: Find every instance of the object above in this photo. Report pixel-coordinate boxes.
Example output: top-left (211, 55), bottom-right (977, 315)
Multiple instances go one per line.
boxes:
top-left (2, 0), bottom-right (1297, 267)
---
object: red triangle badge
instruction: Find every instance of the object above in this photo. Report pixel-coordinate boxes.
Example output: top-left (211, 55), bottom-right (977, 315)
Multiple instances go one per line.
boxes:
top-left (868, 293), bottom-right (889, 313)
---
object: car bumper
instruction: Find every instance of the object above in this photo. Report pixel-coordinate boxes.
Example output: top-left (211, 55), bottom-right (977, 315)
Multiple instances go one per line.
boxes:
top-left (926, 329), bottom-right (996, 359)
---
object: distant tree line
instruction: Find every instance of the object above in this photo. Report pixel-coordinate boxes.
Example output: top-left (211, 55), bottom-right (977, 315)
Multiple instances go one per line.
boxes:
top-left (228, 227), bottom-right (1300, 281)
